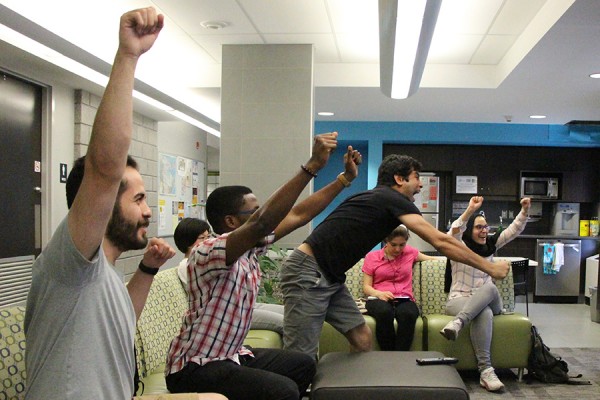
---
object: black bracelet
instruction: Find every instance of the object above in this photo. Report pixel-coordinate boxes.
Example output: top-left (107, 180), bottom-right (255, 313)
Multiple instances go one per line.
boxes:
top-left (138, 261), bottom-right (158, 276)
top-left (300, 164), bottom-right (317, 178)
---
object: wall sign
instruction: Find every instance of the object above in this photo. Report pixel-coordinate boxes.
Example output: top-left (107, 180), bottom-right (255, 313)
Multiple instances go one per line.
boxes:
top-left (456, 175), bottom-right (477, 194)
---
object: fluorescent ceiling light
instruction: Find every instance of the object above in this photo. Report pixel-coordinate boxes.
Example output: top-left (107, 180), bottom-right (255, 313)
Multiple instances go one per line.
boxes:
top-left (529, 115), bottom-right (547, 119)
top-left (0, 23), bottom-right (108, 87)
top-left (590, 73), bottom-right (600, 79)
top-left (379, 0), bottom-right (442, 99)
top-left (318, 112), bottom-right (335, 116)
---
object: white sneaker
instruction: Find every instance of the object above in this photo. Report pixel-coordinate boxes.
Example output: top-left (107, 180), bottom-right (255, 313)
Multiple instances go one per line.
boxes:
top-left (480, 367), bottom-right (505, 392)
top-left (440, 318), bottom-right (462, 341)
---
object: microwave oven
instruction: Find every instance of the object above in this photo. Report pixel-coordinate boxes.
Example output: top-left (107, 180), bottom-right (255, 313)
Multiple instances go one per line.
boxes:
top-left (520, 177), bottom-right (559, 199)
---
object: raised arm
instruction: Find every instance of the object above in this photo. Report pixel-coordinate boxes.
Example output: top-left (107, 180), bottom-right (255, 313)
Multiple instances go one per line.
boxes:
top-left (449, 196), bottom-right (483, 236)
top-left (225, 133), bottom-right (337, 264)
top-left (68, 8), bottom-right (164, 260)
top-left (401, 214), bottom-right (510, 279)
top-left (274, 144), bottom-right (362, 240)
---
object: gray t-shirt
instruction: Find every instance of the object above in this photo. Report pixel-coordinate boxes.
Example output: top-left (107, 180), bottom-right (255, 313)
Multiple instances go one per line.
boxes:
top-left (24, 217), bottom-right (136, 399)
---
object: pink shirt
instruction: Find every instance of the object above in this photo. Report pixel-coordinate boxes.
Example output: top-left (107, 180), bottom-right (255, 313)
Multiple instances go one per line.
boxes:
top-left (362, 245), bottom-right (419, 301)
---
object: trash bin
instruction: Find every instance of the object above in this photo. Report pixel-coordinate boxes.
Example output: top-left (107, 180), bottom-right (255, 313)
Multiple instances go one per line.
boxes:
top-left (590, 286), bottom-right (599, 323)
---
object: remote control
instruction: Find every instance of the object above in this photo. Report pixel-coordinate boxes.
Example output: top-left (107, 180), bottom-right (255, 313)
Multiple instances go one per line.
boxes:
top-left (416, 357), bottom-right (459, 365)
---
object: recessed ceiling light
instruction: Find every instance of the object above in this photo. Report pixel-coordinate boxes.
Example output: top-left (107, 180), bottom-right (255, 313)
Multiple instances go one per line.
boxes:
top-left (590, 73), bottom-right (600, 79)
top-left (529, 115), bottom-right (547, 119)
top-left (200, 21), bottom-right (229, 30)
top-left (318, 112), bottom-right (334, 116)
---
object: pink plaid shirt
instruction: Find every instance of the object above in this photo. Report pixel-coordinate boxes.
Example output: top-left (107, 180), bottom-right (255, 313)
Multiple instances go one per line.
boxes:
top-left (166, 232), bottom-right (274, 375)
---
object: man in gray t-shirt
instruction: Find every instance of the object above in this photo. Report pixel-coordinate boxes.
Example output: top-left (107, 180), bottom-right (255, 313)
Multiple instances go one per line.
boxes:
top-left (24, 8), bottom-right (174, 399)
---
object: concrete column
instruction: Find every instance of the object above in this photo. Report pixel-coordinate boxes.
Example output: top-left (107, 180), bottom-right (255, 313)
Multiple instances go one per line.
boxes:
top-left (220, 44), bottom-right (314, 249)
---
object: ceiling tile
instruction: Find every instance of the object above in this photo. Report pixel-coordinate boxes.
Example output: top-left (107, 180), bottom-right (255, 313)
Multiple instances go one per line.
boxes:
top-left (490, 0), bottom-right (546, 35)
top-left (239, 0), bottom-right (331, 33)
top-left (435, 0), bottom-right (503, 35)
top-left (428, 34), bottom-right (483, 64)
top-left (335, 32), bottom-right (379, 63)
top-left (153, 0), bottom-right (257, 34)
top-left (471, 35), bottom-right (517, 65)
top-left (326, 0), bottom-right (378, 34)
top-left (191, 34), bottom-right (264, 61)
top-left (263, 34), bottom-right (339, 63)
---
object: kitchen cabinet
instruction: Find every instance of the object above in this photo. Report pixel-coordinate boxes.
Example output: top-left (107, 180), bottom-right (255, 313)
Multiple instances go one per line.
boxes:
top-left (383, 144), bottom-right (599, 202)
top-left (452, 147), bottom-right (519, 197)
top-left (562, 170), bottom-right (598, 202)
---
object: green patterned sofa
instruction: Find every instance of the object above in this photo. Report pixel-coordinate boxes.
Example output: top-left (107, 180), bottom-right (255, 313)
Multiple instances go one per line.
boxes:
top-left (134, 267), bottom-right (282, 395)
top-left (0, 305), bottom-right (27, 400)
top-left (321, 258), bottom-right (532, 379)
top-left (0, 269), bottom-right (277, 399)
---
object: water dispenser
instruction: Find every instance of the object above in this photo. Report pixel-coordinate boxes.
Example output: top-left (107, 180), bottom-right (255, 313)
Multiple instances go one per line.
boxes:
top-left (552, 203), bottom-right (580, 236)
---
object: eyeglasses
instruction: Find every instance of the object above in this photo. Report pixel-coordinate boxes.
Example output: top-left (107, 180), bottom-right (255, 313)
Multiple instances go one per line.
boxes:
top-left (236, 209), bottom-right (256, 216)
top-left (474, 224), bottom-right (490, 231)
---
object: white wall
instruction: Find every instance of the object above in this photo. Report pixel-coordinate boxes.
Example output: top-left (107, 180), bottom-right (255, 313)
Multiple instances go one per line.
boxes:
top-left (45, 84), bottom-right (75, 240)
top-left (157, 121), bottom-right (209, 268)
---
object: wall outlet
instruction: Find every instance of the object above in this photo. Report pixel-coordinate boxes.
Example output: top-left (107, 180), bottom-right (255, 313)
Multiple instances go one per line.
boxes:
top-left (509, 210), bottom-right (514, 219)
top-left (501, 210), bottom-right (508, 219)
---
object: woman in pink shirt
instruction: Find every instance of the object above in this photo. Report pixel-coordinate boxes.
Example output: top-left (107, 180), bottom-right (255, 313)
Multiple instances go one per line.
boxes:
top-left (362, 225), bottom-right (437, 350)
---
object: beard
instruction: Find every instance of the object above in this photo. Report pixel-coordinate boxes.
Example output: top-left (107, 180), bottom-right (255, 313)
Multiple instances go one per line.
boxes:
top-left (105, 203), bottom-right (149, 252)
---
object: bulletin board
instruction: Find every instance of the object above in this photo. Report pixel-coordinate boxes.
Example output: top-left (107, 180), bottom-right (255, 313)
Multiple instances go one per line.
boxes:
top-left (158, 153), bottom-right (206, 237)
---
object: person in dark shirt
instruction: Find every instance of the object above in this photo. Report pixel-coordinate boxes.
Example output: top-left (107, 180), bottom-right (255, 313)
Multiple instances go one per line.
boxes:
top-left (280, 154), bottom-right (511, 358)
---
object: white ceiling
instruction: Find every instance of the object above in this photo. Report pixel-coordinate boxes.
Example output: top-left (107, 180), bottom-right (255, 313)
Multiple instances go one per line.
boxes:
top-left (1, 0), bottom-right (599, 131)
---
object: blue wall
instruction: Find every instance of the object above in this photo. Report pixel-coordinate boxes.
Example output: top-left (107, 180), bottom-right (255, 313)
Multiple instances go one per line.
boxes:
top-left (313, 121), bottom-right (600, 226)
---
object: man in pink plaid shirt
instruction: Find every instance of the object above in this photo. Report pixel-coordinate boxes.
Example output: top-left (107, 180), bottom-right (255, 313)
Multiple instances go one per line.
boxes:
top-left (166, 133), bottom-right (362, 400)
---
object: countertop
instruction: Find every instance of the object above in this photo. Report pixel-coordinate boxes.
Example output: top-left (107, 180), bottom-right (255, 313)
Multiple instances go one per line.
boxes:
top-left (518, 235), bottom-right (600, 240)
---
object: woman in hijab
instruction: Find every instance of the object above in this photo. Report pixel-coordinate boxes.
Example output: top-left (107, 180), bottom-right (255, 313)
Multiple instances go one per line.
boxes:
top-left (441, 196), bottom-right (531, 392)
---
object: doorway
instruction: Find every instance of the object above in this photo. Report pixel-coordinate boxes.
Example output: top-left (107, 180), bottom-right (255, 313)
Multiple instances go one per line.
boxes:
top-left (0, 70), bottom-right (42, 306)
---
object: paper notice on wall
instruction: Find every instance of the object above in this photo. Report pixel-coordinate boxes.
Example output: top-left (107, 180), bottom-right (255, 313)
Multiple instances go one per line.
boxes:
top-left (456, 176), bottom-right (477, 194)
top-left (159, 199), bottom-right (166, 230)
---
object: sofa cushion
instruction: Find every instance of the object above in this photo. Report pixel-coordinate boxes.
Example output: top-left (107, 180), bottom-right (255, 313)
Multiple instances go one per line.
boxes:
top-left (425, 313), bottom-right (531, 370)
top-left (344, 259), bottom-right (365, 300)
top-left (244, 329), bottom-right (283, 349)
top-left (347, 257), bottom-right (516, 313)
top-left (0, 305), bottom-right (27, 399)
top-left (317, 315), bottom-right (425, 358)
top-left (136, 268), bottom-right (188, 378)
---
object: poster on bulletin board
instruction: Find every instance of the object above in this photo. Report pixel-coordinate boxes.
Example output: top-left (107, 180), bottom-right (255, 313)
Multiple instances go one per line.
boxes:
top-left (158, 152), bottom-right (206, 237)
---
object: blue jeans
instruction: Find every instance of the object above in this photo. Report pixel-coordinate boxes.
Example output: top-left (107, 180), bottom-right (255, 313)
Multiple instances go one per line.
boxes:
top-left (166, 348), bottom-right (315, 400)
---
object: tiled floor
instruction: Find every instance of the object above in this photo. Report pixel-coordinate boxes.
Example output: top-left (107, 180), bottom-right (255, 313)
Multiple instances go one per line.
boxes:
top-left (514, 301), bottom-right (600, 348)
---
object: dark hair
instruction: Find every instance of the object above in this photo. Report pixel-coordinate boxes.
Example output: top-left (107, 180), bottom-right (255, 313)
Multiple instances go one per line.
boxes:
top-left (66, 155), bottom-right (138, 209)
top-left (206, 185), bottom-right (253, 234)
top-left (173, 218), bottom-right (212, 253)
top-left (462, 213), bottom-right (498, 257)
top-left (377, 154), bottom-right (422, 187)
top-left (385, 224), bottom-right (410, 242)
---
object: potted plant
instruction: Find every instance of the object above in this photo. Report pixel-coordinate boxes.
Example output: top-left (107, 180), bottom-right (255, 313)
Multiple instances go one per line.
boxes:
top-left (257, 245), bottom-right (287, 304)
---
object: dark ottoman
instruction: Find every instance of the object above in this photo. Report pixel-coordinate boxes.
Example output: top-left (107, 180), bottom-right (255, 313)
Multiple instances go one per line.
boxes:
top-left (311, 351), bottom-right (469, 400)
